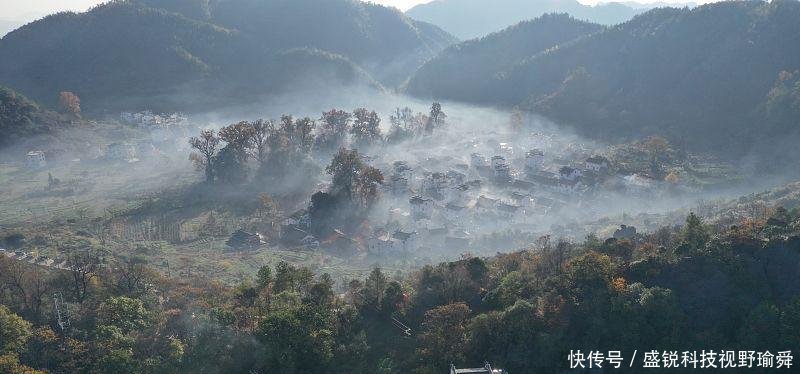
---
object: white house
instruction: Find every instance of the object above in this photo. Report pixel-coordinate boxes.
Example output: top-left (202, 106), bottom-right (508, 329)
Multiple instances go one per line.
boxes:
top-left (26, 151), bottom-right (46, 168)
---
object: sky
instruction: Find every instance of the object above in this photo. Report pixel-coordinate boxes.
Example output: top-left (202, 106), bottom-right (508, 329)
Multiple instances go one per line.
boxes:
top-left (0, 0), bottom-right (711, 36)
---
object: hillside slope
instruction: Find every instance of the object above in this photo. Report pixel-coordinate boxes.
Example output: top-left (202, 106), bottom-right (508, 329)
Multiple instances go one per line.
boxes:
top-left (406, 0), bottom-right (800, 160)
top-left (0, 0), bottom-right (455, 112)
top-left (404, 14), bottom-right (604, 102)
top-left (406, 0), bottom-right (650, 39)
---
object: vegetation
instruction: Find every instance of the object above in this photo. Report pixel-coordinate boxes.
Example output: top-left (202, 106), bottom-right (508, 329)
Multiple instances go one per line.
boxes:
top-left (2, 210), bottom-right (799, 373)
top-left (0, 0), bottom-right (455, 112)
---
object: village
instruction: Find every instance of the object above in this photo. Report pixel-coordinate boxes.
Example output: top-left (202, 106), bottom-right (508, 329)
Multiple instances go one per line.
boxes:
top-left (2, 105), bottom-right (740, 283)
top-left (277, 122), bottom-right (720, 261)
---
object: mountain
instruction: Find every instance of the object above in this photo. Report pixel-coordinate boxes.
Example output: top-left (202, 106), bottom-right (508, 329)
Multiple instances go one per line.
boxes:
top-left (406, 0), bottom-right (800, 160)
top-left (0, 19), bottom-right (25, 38)
top-left (0, 0), bottom-right (456, 113)
top-left (404, 13), bottom-right (604, 103)
top-left (406, 0), bottom-right (668, 39)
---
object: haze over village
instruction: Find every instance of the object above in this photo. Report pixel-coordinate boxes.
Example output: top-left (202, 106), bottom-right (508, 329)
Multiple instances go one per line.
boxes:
top-left (1, 0), bottom-right (800, 373)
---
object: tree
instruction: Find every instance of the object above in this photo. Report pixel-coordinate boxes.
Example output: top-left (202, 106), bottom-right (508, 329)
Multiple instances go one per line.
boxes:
top-left (350, 108), bottom-right (382, 147)
top-left (355, 165), bottom-right (384, 208)
top-left (98, 297), bottom-right (150, 333)
top-left (678, 212), bottom-right (709, 253)
top-left (249, 119), bottom-right (274, 167)
top-left (189, 129), bottom-right (220, 183)
top-left (294, 117), bottom-right (316, 153)
top-left (256, 265), bottom-right (273, 290)
top-left (326, 148), bottom-right (364, 199)
top-left (65, 247), bottom-right (101, 303)
top-left (363, 267), bottom-right (388, 311)
top-left (318, 109), bottom-right (352, 151)
top-left (387, 107), bottom-right (416, 143)
top-left (273, 261), bottom-right (296, 293)
top-left (426, 102), bottom-right (446, 134)
top-left (216, 121), bottom-right (255, 184)
top-left (113, 256), bottom-right (151, 297)
top-left (0, 305), bottom-right (31, 355)
top-left (417, 302), bottom-right (471, 367)
top-left (58, 91), bottom-right (81, 117)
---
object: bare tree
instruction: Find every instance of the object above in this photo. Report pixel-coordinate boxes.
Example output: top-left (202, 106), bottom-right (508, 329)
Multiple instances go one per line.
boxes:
top-left (66, 248), bottom-right (101, 303)
top-left (189, 129), bottom-right (220, 183)
top-left (250, 119), bottom-right (275, 166)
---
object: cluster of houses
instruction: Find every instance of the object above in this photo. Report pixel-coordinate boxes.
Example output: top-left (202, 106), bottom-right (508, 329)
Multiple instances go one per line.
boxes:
top-left (356, 138), bottom-right (665, 256)
top-left (120, 110), bottom-right (188, 127)
top-left (273, 132), bottom-right (671, 258)
top-left (120, 110), bottom-right (192, 149)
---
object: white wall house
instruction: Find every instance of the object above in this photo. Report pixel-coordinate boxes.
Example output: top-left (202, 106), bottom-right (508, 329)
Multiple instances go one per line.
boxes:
top-left (26, 151), bottom-right (46, 168)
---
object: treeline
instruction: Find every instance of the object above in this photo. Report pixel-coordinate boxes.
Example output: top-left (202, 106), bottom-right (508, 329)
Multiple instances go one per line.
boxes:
top-left (3, 206), bottom-right (800, 373)
top-left (188, 103), bottom-right (446, 186)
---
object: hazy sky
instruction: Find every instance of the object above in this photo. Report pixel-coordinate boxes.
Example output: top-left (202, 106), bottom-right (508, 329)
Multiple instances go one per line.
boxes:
top-left (0, 0), bottom-right (711, 20)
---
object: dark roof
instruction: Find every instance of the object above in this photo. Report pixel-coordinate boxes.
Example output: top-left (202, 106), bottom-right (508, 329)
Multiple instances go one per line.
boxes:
top-left (587, 155), bottom-right (609, 164)
top-left (392, 230), bottom-right (414, 241)
top-left (511, 179), bottom-right (535, 190)
top-left (410, 196), bottom-right (430, 204)
top-left (559, 166), bottom-right (577, 174)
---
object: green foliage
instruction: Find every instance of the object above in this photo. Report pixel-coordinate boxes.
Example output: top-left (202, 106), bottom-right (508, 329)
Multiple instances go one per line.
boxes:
top-left (97, 297), bottom-right (151, 333)
top-left (0, 306), bottom-right (32, 355)
top-left (678, 212), bottom-right (709, 254)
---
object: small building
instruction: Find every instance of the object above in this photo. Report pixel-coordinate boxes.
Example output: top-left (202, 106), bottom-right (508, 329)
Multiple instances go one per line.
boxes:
top-left (476, 195), bottom-right (499, 213)
top-left (106, 142), bottom-right (137, 161)
top-left (470, 153), bottom-right (488, 169)
top-left (283, 209), bottom-right (309, 228)
top-left (490, 155), bottom-right (506, 170)
top-left (390, 175), bottom-right (409, 194)
top-left (26, 151), bottom-right (47, 168)
top-left (496, 202), bottom-right (521, 218)
top-left (450, 184), bottom-right (470, 204)
top-left (613, 225), bottom-right (637, 240)
top-left (525, 149), bottom-right (544, 171)
top-left (392, 230), bottom-right (417, 251)
top-left (410, 196), bottom-right (434, 219)
top-left (493, 163), bottom-right (511, 183)
top-left (226, 230), bottom-right (265, 250)
top-left (559, 166), bottom-right (582, 181)
top-left (447, 170), bottom-right (467, 187)
top-left (450, 362), bottom-right (505, 374)
top-left (557, 178), bottom-right (582, 194)
top-left (586, 155), bottom-right (610, 172)
top-left (368, 234), bottom-right (398, 254)
top-left (393, 160), bottom-right (413, 180)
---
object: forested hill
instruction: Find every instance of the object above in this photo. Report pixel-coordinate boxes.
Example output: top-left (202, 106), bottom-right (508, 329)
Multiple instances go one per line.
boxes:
top-left (406, 0), bottom-right (653, 39)
top-left (0, 86), bottom-right (66, 147)
top-left (406, 0), bottom-right (800, 161)
top-left (404, 14), bottom-right (604, 104)
top-left (0, 0), bottom-right (456, 113)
